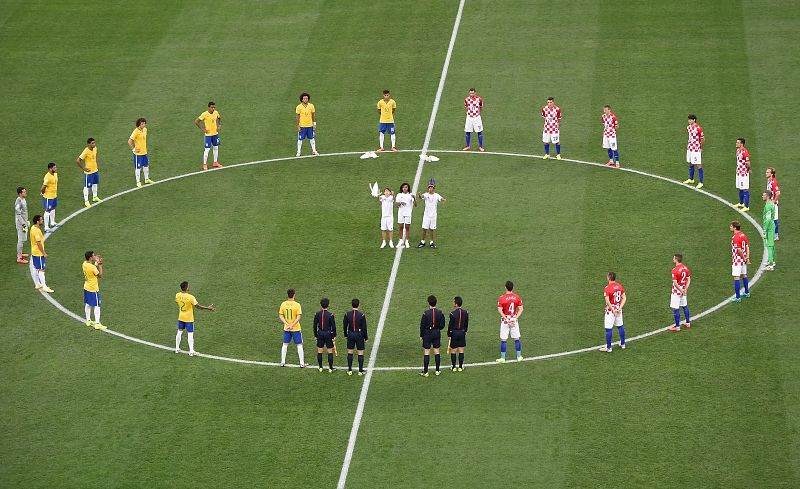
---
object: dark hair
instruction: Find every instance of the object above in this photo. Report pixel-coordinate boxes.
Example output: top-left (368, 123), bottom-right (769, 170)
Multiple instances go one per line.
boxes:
top-left (299, 92), bottom-right (310, 102)
top-left (767, 167), bottom-right (776, 177)
top-left (505, 280), bottom-right (513, 291)
top-left (764, 190), bottom-right (773, 199)
top-left (85, 250), bottom-right (94, 261)
top-left (400, 182), bottom-right (410, 192)
top-left (208, 101), bottom-right (215, 107)
top-left (352, 298), bottom-right (360, 308)
top-left (17, 186), bottom-right (25, 195)
top-left (136, 117), bottom-right (147, 126)
top-left (47, 162), bottom-right (56, 169)
top-left (608, 271), bottom-right (617, 281)
top-left (180, 281), bottom-right (189, 291)
top-left (454, 296), bottom-right (463, 307)
top-left (469, 88), bottom-right (476, 92)
top-left (87, 137), bottom-right (95, 144)
top-left (547, 96), bottom-right (554, 101)
top-left (731, 221), bottom-right (741, 230)
top-left (320, 297), bottom-right (330, 309)
top-left (604, 104), bottom-right (611, 109)
top-left (383, 90), bottom-right (390, 95)
top-left (287, 288), bottom-right (296, 298)
top-left (674, 254), bottom-right (683, 263)
top-left (32, 214), bottom-right (42, 224)
top-left (688, 114), bottom-right (697, 121)
top-left (737, 137), bottom-right (745, 145)
top-left (428, 295), bottom-right (437, 307)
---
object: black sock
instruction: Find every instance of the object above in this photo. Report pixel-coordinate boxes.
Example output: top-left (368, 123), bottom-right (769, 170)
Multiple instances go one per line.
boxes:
top-left (458, 352), bottom-right (464, 368)
top-left (434, 353), bottom-right (441, 371)
top-left (328, 353), bottom-right (334, 369)
top-left (347, 353), bottom-right (354, 370)
top-left (423, 354), bottom-right (430, 373)
top-left (317, 352), bottom-right (323, 368)
top-left (358, 355), bottom-right (364, 371)
top-left (451, 353), bottom-right (457, 368)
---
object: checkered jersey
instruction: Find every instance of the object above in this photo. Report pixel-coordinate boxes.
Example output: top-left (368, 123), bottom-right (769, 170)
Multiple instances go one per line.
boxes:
top-left (465, 96), bottom-right (483, 117)
top-left (736, 148), bottom-right (751, 176)
top-left (541, 105), bottom-right (561, 133)
top-left (731, 231), bottom-right (749, 265)
top-left (602, 113), bottom-right (618, 137)
top-left (767, 177), bottom-right (781, 199)
top-left (671, 264), bottom-right (690, 295)
top-left (687, 123), bottom-right (704, 151)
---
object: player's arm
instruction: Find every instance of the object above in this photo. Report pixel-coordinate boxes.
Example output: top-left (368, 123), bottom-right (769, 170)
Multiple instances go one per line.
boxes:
top-left (619, 293), bottom-right (627, 311)
top-left (94, 256), bottom-right (103, 279)
top-left (279, 310), bottom-right (291, 328)
top-left (440, 195), bottom-right (447, 203)
top-left (447, 312), bottom-right (454, 336)
top-left (699, 129), bottom-right (705, 150)
top-left (127, 136), bottom-right (136, 153)
top-left (684, 276), bottom-right (691, 293)
top-left (313, 313), bottom-right (320, 337)
top-left (514, 304), bottom-right (524, 320)
top-left (604, 294), bottom-right (612, 309)
top-left (497, 305), bottom-right (507, 322)
top-left (360, 314), bottom-right (368, 342)
top-left (195, 117), bottom-right (207, 133)
top-left (295, 113), bottom-right (301, 132)
top-left (330, 315), bottom-right (337, 338)
top-left (463, 312), bottom-right (469, 333)
top-left (195, 303), bottom-right (215, 312)
top-left (216, 115), bottom-right (221, 132)
top-left (76, 155), bottom-right (88, 173)
top-left (36, 236), bottom-right (46, 257)
top-left (288, 312), bottom-right (301, 329)
top-left (40, 182), bottom-right (47, 196)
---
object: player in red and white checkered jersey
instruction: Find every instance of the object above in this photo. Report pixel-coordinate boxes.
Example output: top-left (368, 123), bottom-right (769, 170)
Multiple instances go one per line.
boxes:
top-left (600, 271), bottom-right (626, 352)
top-left (496, 281), bottom-right (523, 363)
top-left (765, 167), bottom-right (780, 240)
top-left (734, 138), bottom-right (752, 210)
top-left (462, 88), bottom-right (484, 152)
top-left (729, 221), bottom-right (751, 302)
top-left (540, 97), bottom-right (562, 159)
top-left (683, 114), bottom-right (705, 189)
top-left (668, 254), bottom-right (691, 331)
top-left (602, 105), bottom-right (620, 168)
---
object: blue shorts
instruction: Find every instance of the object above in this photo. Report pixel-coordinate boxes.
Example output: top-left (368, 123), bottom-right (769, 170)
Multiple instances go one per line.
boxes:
top-left (84, 290), bottom-right (101, 307)
top-left (84, 171), bottom-right (99, 187)
top-left (379, 123), bottom-right (396, 134)
top-left (133, 154), bottom-right (149, 168)
top-left (177, 320), bottom-right (194, 333)
top-left (282, 330), bottom-right (303, 344)
top-left (42, 197), bottom-right (58, 211)
top-left (32, 255), bottom-right (46, 270)
top-left (204, 135), bottom-right (220, 148)
top-left (297, 127), bottom-right (315, 140)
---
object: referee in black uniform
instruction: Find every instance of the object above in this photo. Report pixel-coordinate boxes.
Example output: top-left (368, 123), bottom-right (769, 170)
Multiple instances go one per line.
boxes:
top-left (343, 298), bottom-right (368, 376)
top-left (448, 296), bottom-right (469, 372)
top-left (313, 297), bottom-right (337, 373)
top-left (419, 295), bottom-right (446, 377)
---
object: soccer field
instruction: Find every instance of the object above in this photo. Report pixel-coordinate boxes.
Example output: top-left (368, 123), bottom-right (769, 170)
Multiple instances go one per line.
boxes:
top-left (1, 1), bottom-right (798, 488)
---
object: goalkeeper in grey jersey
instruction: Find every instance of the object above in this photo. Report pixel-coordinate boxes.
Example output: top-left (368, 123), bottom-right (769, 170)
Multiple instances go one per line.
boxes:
top-left (15, 187), bottom-right (29, 264)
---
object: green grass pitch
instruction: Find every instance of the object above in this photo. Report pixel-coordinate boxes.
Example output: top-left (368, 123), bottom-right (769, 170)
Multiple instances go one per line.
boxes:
top-left (1, 1), bottom-right (798, 488)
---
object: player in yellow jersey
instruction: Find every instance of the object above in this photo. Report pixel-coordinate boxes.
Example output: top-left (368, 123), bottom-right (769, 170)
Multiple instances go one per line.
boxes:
top-left (82, 250), bottom-right (106, 330)
top-left (175, 281), bottom-right (215, 356)
top-left (77, 138), bottom-right (102, 207)
top-left (295, 93), bottom-right (319, 157)
top-left (376, 89), bottom-right (397, 152)
top-left (195, 101), bottom-right (223, 171)
top-left (279, 288), bottom-right (306, 367)
top-left (40, 162), bottom-right (59, 232)
top-left (29, 215), bottom-right (53, 292)
top-left (127, 117), bottom-right (153, 188)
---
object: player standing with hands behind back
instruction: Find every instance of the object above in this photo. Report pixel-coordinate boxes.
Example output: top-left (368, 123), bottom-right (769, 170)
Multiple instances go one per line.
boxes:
top-left (419, 295), bottom-right (446, 377)
top-left (683, 114), bottom-right (705, 189)
top-left (417, 181), bottom-right (446, 249)
top-left (376, 90), bottom-right (397, 152)
top-left (600, 272), bottom-right (626, 352)
top-left (279, 288), bottom-right (305, 367)
top-left (497, 281), bottom-right (523, 363)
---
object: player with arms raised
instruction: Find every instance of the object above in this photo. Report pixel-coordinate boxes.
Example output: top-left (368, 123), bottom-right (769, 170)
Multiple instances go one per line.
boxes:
top-left (462, 88), bottom-right (484, 152)
top-left (729, 221), bottom-right (750, 302)
top-left (541, 97), bottom-right (562, 160)
top-left (682, 114), bottom-right (705, 189)
top-left (82, 250), bottom-right (106, 330)
top-left (602, 105), bottom-right (620, 168)
top-left (496, 281), bottom-right (523, 363)
top-left (734, 138), bottom-right (751, 211)
top-left (765, 167), bottom-right (780, 240)
top-left (376, 187), bottom-right (395, 249)
top-left (600, 272), bottom-right (626, 352)
top-left (376, 90), bottom-right (397, 152)
top-left (668, 254), bottom-right (691, 332)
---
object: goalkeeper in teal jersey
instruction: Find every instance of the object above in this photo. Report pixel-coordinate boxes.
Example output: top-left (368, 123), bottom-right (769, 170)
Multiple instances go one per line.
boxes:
top-left (762, 190), bottom-right (776, 271)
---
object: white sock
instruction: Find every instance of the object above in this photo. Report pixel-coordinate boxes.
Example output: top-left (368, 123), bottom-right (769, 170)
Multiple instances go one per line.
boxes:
top-left (135, 167), bottom-right (141, 183)
top-left (49, 209), bottom-right (56, 224)
top-left (281, 343), bottom-right (288, 363)
top-left (310, 139), bottom-right (317, 152)
top-left (203, 147), bottom-right (210, 163)
top-left (39, 271), bottom-right (47, 287)
top-left (391, 134), bottom-right (396, 147)
top-left (143, 166), bottom-right (150, 180)
top-left (212, 146), bottom-right (219, 162)
top-left (188, 332), bottom-right (195, 352)
top-left (43, 212), bottom-right (50, 228)
top-left (297, 344), bottom-right (305, 365)
top-left (17, 240), bottom-right (23, 257)
top-left (32, 269), bottom-right (41, 287)
top-left (93, 306), bottom-right (101, 324)
top-left (175, 330), bottom-right (183, 350)
top-left (83, 187), bottom-right (89, 201)
top-left (296, 140), bottom-right (302, 154)
top-left (85, 304), bottom-right (91, 322)
top-left (92, 184), bottom-right (98, 198)
top-left (379, 133), bottom-right (385, 148)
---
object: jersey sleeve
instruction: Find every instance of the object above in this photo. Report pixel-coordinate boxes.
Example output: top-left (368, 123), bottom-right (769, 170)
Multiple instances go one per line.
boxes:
top-left (79, 148), bottom-right (89, 160)
top-left (309, 104), bottom-right (315, 114)
top-left (129, 130), bottom-right (137, 140)
top-left (556, 108), bottom-right (562, 120)
top-left (91, 264), bottom-right (100, 276)
top-left (190, 295), bottom-right (198, 306)
top-left (295, 105), bottom-right (301, 115)
top-left (297, 304), bottom-right (303, 315)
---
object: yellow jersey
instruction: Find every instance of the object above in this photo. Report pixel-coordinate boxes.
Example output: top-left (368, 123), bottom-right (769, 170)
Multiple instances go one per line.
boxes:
top-left (130, 127), bottom-right (148, 155)
top-left (30, 226), bottom-right (44, 256)
top-left (280, 300), bottom-right (302, 331)
top-left (378, 99), bottom-right (396, 123)
top-left (295, 103), bottom-right (315, 127)
top-left (42, 172), bottom-right (58, 198)
top-left (176, 292), bottom-right (198, 323)
top-left (198, 110), bottom-right (221, 136)
top-left (83, 261), bottom-right (100, 292)
top-left (79, 147), bottom-right (98, 173)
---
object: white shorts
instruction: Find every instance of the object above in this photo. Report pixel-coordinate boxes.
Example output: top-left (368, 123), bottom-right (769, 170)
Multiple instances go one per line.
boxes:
top-left (686, 150), bottom-right (702, 165)
top-left (500, 320), bottom-right (521, 340)
top-left (604, 311), bottom-right (624, 329)
top-left (543, 131), bottom-right (560, 144)
top-left (422, 214), bottom-right (437, 230)
top-left (670, 293), bottom-right (688, 309)
top-left (732, 264), bottom-right (747, 276)
top-left (602, 136), bottom-right (617, 150)
top-left (380, 216), bottom-right (393, 231)
top-left (17, 227), bottom-right (27, 242)
top-left (736, 175), bottom-right (749, 190)
top-left (465, 116), bottom-right (483, 133)
top-left (398, 214), bottom-right (411, 225)
top-left (774, 204), bottom-right (779, 219)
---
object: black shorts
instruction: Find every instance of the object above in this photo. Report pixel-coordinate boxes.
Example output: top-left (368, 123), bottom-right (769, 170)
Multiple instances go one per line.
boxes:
top-left (449, 330), bottom-right (467, 348)
top-left (422, 330), bottom-right (441, 349)
top-left (316, 333), bottom-right (334, 349)
top-left (347, 333), bottom-right (365, 350)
